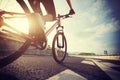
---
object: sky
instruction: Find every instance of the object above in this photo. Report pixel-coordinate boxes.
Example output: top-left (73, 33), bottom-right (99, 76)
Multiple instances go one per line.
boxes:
top-left (0, 0), bottom-right (120, 55)
top-left (53, 0), bottom-right (120, 54)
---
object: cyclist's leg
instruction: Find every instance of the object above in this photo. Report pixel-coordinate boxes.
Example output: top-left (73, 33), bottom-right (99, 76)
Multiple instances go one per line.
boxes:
top-left (28, 0), bottom-right (47, 49)
top-left (28, 0), bottom-right (43, 15)
top-left (41, 0), bottom-right (56, 21)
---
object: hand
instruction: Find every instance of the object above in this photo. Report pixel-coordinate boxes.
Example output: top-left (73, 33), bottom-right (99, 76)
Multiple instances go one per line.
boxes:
top-left (68, 9), bottom-right (75, 15)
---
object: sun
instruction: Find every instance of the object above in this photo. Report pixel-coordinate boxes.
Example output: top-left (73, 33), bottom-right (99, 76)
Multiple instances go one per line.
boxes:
top-left (1, 0), bottom-right (49, 34)
top-left (1, 0), bottom-right (56, 46)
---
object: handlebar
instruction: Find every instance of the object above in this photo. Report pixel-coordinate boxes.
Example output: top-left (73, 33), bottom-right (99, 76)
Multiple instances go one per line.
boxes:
top-left (0, 10), bottom-right (74, 20)
top-left (58, 14), bottom-right (72, 19)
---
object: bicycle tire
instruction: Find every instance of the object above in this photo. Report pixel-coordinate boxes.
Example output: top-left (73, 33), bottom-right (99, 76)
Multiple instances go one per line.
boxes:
top-left (0, 40), bottom-right (31, 68)
top-left (52, 32), bottom-right (67, 63)
top-left (0, 0), bottom-right (31, 68)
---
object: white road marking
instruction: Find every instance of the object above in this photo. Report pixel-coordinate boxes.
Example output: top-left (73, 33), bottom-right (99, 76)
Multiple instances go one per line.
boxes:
top-left (70, 55), bottom-right (120, 60)
top-left (47, 69), bottom-right (88, 80)
top-left (102, 62), bottom-right (120, 67)
top-left (92, 60), bottom-right (120, 80)
top-left (81, 60), bottom-right (95, 66)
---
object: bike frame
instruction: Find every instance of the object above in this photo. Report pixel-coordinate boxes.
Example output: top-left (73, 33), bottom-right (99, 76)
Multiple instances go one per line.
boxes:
top-left (45, 14), bottom-right (62, 36)
top-left (0, 12), bottom-right (67, 45)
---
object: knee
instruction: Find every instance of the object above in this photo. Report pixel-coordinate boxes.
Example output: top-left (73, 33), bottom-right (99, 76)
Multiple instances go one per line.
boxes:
top-left (44, 14), bottom-right (56, 21)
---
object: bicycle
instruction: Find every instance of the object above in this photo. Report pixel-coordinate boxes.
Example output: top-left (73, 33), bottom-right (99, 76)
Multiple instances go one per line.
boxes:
top-left (0, 0), bottom-right (72, 68)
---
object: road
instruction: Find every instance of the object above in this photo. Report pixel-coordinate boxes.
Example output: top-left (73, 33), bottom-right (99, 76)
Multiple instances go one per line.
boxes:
top-left (0, 55), bottom-right (120, 80)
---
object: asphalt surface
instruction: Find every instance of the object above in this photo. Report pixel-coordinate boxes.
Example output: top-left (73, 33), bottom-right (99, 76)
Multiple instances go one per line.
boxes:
top-left (0, 55), bottom-right (118, 80)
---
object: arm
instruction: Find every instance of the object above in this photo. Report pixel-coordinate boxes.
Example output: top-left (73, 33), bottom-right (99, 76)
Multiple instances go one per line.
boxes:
top-left (66, 0), bottom-right (75, 15)
top-left (66, 0), bottom-right (72, 9)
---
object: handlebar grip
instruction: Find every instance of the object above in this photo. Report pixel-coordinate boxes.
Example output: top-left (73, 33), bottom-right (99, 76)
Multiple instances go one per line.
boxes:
top-left (58, 14), bottom-right (71, 18)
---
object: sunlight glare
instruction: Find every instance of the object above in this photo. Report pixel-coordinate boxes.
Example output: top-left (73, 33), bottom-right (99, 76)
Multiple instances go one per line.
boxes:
top-left (4, 17), bottom-right (29, 34)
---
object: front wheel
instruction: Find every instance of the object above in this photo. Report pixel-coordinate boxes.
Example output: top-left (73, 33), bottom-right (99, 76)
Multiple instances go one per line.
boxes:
top-left (52, 32), bottom-right (67, 63)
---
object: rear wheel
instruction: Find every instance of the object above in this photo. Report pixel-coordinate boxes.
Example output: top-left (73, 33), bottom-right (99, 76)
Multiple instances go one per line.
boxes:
top-left (52, 32), bottom-right (67, 63)
top-left (0, 0), bottom-right (31, 68)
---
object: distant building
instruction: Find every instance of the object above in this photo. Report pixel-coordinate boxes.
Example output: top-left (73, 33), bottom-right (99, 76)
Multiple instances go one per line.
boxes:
top-left (104, 50), bottom-right (108, 55)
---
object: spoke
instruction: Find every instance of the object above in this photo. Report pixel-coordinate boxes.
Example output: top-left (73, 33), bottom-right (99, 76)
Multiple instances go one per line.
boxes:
top-left (0, 29), bottom-right (24, 43)
top-left (3, 15), bottom-right (27, 19)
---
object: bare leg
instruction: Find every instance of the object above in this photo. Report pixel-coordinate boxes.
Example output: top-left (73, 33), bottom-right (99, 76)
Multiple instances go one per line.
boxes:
top-left (28, 0), bottom-right (43, 15)
top-left (41, 0), bottom-right (56, 21)
top-left (66, 0), bottom-right (73, 9)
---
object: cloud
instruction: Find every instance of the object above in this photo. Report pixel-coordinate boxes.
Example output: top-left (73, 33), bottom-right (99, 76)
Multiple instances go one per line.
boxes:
top-left (66, 0), bottom-right (120, 54)
top-left (85, 18), bottom-right (119, 37)
top-left (69, 12), bottom-right (119, 54)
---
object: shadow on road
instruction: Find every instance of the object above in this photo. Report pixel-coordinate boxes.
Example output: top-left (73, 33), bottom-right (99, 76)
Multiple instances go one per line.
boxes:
top-left (95, 58), bottom-right (120, 72)
top-left (61, 56), bottom-right (112, 80)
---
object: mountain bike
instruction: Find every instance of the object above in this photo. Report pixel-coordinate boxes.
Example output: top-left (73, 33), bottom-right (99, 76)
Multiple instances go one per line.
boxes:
top-left (0, 0), bottom-right (72, 68)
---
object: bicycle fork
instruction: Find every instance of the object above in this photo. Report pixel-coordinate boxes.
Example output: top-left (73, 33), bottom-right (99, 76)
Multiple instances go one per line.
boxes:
top-left (56, 26), bottom-right (65, 48)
